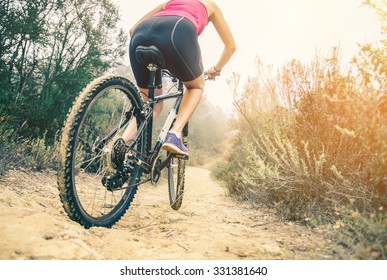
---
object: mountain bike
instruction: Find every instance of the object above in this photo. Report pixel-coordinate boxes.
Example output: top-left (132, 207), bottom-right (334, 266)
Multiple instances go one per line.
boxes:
top-left (57, 45), bottom-right (188, 229)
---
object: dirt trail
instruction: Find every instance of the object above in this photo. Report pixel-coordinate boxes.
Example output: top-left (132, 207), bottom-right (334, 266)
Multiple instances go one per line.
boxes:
top-left (0, 167), bottom-right (335, 260)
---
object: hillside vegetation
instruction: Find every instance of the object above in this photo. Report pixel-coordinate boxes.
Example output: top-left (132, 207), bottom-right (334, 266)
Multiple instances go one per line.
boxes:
top-left (213, 0), bottom-right (386, 259)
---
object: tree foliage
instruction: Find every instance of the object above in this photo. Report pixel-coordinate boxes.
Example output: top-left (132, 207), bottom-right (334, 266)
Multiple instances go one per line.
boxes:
top-left (355, 0), bottom-right (386, 91)
top-left (0, 0), bottom-right (127, 140)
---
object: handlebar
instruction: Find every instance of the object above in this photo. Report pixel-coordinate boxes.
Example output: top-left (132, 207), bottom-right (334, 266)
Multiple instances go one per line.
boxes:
top-left (204, 71), bottom-right (220, 81)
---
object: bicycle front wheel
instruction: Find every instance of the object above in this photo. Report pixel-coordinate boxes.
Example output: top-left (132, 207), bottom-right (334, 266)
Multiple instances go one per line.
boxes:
top-left (168, 156), bottom-right (186, 210)
top-left (58, 75), bottom-right (144, 228)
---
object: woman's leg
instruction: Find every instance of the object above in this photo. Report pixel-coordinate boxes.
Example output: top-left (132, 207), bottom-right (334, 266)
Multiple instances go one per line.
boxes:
top-left (161, 74), bottom-right (204, 156)
top-left (169, 74), bottom-right (205, 134)
top-left (122, 87), bottom-right (163, 145)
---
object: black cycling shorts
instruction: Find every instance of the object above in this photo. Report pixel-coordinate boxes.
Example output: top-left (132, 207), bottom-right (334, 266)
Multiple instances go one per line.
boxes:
top-left (129, 16), bottom-right (203, 88)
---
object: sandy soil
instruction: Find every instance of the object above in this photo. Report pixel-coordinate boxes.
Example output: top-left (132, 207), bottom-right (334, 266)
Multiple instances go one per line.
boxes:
top-left (0, 166), bottom-right (336, 260)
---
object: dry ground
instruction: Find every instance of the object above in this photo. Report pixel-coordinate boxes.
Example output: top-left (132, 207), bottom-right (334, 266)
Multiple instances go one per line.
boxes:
top-left (0, 166), bottom-right (336, 260)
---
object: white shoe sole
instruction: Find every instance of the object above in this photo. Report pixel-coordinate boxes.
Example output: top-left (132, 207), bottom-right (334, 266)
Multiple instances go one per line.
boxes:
top-left (162, 143), bottom-right (188, 156)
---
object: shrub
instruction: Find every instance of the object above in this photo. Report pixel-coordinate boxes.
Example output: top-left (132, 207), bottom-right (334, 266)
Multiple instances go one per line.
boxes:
top-left (0, 125), bottom-right (22, 175)
top-left (216, 47), bottom-right (386, 222)
top-left (335, 207), bottom-right (387, 260)
top-left (26, 133), bottom-right (60, 171)
top-left (0, 127), bottom-right (59, 175)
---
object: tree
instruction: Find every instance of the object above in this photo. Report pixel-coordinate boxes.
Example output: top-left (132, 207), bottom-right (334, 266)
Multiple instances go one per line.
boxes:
top-left (355, 0), bottom-right (386, 92)
top-left (0, 0), bottom-right (127, 140)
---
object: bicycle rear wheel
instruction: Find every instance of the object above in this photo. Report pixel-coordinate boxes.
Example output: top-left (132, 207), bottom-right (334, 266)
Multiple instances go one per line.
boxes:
top-left (57, 75), bottom-right (144, 228)
top-left (168, 155), bottom-right (186, 210)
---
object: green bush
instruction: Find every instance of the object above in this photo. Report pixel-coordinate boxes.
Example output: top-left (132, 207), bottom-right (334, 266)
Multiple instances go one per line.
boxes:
top-left (335, 207), bottom-right (387, 260)
top-left (0, 0), bottom-right (127, 142)
top-left (0, 126), bottom-right (59, 175)
top-left (26, 133), bottom-right (60, 171)
top-left (0, 124), bottom-right (22, 175)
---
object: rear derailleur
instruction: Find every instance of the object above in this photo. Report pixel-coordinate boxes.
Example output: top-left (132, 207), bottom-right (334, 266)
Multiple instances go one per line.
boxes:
top-left (101, 138), bottom-right (134, 191)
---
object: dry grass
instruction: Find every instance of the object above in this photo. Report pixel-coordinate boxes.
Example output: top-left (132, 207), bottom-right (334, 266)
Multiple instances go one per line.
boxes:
top-left (217, 50), bottom-right (386, 220)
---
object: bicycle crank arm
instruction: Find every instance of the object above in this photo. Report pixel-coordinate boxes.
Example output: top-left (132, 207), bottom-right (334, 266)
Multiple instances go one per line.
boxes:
top-left (126, 154), bottom-right (151, 174)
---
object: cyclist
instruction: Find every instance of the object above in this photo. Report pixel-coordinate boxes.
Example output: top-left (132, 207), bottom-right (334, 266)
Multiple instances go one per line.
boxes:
top-left (123, 0), bottom-right (236, 156)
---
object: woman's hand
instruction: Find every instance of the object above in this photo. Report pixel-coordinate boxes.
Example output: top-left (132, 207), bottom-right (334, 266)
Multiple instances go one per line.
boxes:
top-left (206, 66), bottom-right (221, 80)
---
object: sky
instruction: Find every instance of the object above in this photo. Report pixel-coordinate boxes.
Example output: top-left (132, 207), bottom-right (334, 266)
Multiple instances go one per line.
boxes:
top-left (113, 0), bottom-right (382, 112)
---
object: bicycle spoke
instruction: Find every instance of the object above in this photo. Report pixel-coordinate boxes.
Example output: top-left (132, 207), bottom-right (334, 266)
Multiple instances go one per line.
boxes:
top-left (69, 83), bottom-right (141, 218)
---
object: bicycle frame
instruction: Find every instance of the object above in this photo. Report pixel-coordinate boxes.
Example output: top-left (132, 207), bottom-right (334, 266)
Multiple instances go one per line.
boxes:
top-left (129, 69), bottom-right (186, 175)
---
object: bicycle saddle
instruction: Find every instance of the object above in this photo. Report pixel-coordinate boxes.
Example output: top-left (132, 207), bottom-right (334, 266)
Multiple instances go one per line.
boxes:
top-left (135, 45), bottom-right (165, 68)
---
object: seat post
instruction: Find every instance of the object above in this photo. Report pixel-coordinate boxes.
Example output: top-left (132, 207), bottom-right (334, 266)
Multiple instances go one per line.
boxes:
top-left (147, 63), bottom-right (158, 102)
top-left (146, 63), bottom-right (158, 152)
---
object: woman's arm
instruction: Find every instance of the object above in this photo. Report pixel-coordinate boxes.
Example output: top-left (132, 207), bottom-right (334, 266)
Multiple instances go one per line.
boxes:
top-left (130, 2), bottom-right (166, 36)
top-left (207, 1), bottom-right (236, 72)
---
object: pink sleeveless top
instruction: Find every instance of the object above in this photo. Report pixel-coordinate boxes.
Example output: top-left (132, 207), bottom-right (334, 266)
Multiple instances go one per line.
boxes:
top-left (154, 0), bottom-right (208, 35)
